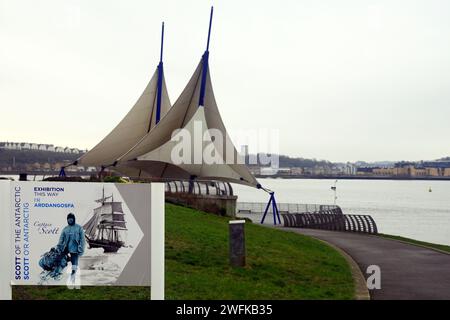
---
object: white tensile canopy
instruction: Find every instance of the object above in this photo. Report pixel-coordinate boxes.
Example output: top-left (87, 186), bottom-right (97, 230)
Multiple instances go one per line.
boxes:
top-left (114, 56), bottom-right (259, 188)
top-left (74, 11), bottom-right (259, 188)
top-left (75, 67), bottom-right (171, 167)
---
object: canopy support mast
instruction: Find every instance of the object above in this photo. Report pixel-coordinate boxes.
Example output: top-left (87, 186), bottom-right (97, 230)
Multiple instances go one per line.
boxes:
top-left (199, 6), bottom-right (213, 107)
top-left (155, 22), bottom-right (165, 125)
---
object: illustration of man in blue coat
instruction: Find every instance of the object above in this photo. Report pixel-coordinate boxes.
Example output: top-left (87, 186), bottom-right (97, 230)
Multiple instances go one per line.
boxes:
top-left (57, 213), bottom-right (85, 280)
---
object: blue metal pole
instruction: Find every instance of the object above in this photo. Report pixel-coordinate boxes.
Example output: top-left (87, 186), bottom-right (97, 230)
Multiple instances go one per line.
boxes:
top-left (160, 22), bottom-right (164, 63)
top-left (260, 192), bottom-right (273, 224)
top-left (206, 6), bottom-right (213, 52)
top-left (155, 22), bottom-right (164, 124)
top-left (199, 6), bottom-right (213, 107)
top-left (272, 194), bottom-right (277, 225)
top-left (272, 194), bottom-right (282, 224)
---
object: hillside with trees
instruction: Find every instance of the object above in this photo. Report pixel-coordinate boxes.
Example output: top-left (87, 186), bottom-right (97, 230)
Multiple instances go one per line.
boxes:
top-left (247, 153), bottom-right (332, 168)
top-left (0, 149), bottom-right (82, 171)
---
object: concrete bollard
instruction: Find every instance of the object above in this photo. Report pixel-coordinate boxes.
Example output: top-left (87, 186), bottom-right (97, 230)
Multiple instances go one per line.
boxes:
top-left (229, 220), bottom-right (246, 267)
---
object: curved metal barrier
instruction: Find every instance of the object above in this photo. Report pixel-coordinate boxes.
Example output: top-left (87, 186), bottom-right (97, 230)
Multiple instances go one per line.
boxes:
top-left (282, 212), bottom-right (378, 234)
top-left (164, 180), bottom-right (234, 196)
top-left (237, 202), bottom-right (341, 215)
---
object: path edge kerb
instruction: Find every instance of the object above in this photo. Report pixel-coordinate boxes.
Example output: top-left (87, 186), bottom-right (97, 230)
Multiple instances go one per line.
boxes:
top-left (314, 238), bottom-right (370, 300)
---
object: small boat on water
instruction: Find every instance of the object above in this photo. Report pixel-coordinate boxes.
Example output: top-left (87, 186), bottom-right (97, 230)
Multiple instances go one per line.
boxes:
top-left (83, 189), bottom-right (127, 253)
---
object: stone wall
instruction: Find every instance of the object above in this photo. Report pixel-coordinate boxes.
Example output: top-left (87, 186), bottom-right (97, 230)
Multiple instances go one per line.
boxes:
top-left (166, 192), bottom-right (237, 217)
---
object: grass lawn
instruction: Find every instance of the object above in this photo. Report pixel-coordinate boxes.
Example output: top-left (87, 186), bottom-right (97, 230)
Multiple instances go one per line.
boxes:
top-left (379, 234), bottom-right (450, 254)
top-left (13, 203), bottom-right (354, 300)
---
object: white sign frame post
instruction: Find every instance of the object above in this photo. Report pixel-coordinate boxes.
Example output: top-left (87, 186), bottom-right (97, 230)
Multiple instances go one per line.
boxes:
top-left (150, 183), bottom-right (165, 300)
top-left (0, 181), bottom-right (12, 300)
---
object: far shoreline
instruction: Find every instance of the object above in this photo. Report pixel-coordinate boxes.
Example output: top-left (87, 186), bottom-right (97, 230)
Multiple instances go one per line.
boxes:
top-left (2, 171), bottom-right (450, 182)
top-left (255, 174), bottom-right (450, 181)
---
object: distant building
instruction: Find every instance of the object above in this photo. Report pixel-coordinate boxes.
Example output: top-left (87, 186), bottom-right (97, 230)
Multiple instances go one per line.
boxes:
top-left (21, 143), bottom-right (31, 150)
top-left (42, 163), bottom-right (51, 171)
top-left (422, 161), bottom-right (450, 177)
top-left (394, 162), bottom-right (429, 177)
top-left (260, 167), bottom-right (279, 176)
top-left (249, 166), bottom-right (260, 175)
top-left (66, 165), bottom-right (78, 172)
top-left (5, 143), bottom-right (20, 150)
top-left (357, 167), bottom-right (375, 175)
top-left (277, 168), bottom-right (292, 175)
top-left (344, 163), bottom-right (357, 175)
top-left (372, 167), bottom-right (397, 176)
top-left (1, 141), bottom-right (82, 155)
top-left (290, 167), bottom-right (303, 175)
top-left (330, 166), bottom-right (343, 175)
top-left (313, 166), bottom-right (331, 175)
top-left (240, 145), bottom-right (249, 157)
top-left (369, 161), bottom-right (450, 177)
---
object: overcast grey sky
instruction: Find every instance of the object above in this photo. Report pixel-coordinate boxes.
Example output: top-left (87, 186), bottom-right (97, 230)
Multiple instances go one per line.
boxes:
top-left (1, 0), bottom-right (449, 162)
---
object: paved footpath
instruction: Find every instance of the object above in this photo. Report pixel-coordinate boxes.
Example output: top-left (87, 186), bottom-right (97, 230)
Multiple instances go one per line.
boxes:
top-left (281, 228), bottom-right (450, 300)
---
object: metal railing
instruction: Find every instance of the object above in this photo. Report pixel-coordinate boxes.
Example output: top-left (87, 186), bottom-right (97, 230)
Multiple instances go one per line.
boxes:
top-left (236, 202), bottom-right (340, 215)
top-left (281, 213), bottom-right (378, 234)
top-left (165, 180), bottom-right (234, 196)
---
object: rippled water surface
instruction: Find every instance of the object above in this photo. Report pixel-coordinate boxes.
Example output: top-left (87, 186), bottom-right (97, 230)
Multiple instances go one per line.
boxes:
top-left (233, 178), bottom-right (450, 245)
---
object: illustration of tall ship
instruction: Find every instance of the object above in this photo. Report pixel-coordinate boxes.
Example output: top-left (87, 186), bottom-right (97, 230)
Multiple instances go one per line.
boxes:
top-left (83, 189), bottom-right (127, 253)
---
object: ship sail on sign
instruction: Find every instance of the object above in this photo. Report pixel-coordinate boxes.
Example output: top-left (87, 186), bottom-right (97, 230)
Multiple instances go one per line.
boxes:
top-left (83, 188), bottom-right (127, 253)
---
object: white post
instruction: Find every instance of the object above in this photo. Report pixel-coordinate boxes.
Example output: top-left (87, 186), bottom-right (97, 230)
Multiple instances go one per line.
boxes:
top-left (0, 181), bottom-right (12, 300)
top-left (150, 183), bottom-right (165, 300)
